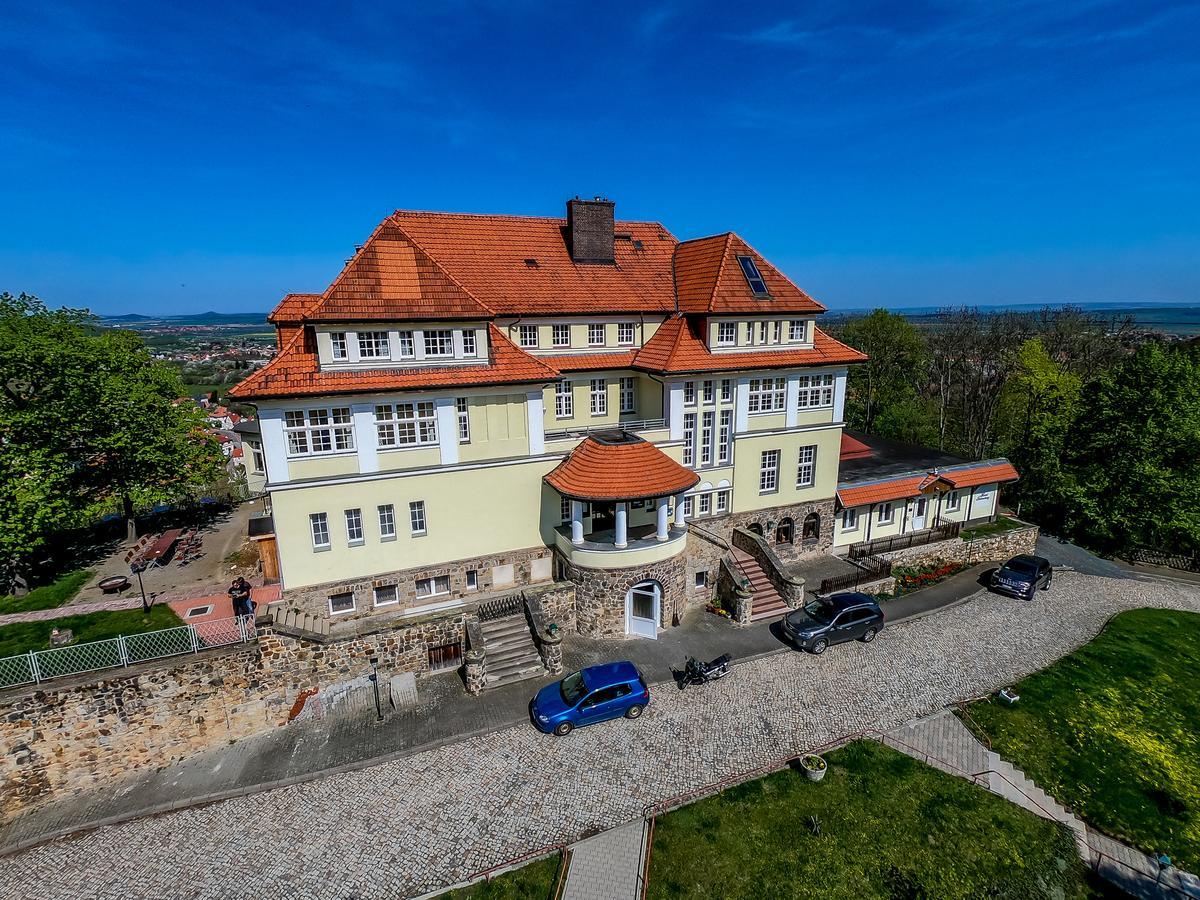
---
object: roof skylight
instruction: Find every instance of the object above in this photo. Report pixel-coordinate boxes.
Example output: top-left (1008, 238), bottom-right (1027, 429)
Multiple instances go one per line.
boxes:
top-left (737, 255), bottom-right (770, 297)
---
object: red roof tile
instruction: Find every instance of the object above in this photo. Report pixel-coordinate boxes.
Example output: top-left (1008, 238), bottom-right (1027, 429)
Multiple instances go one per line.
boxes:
top-left (836, 477), bottom-right (928, 508)
top-left (228, 325), bottom-right (558, 400)
top-left (269, 293), bottom-right (321, 323)
top-left (675, 233), bottom-right (826, 315)
top-left (545, 434), bottom-right (699, 501)
top-left (940, 462), bottom-right (1020, 489)
top-left (541, 352), bottom-right (638, 373)
top-left (840, 433), bottom-right (874, 461)
top-left (633, 316), bottom-right (866, 374)
top-left (836, 460), bottom-right (1019, 507)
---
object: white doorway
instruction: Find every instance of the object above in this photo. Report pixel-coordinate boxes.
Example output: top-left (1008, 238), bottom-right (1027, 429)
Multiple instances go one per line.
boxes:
top-left (912, 497), bottom-right (928, 531)
top-left (625, 580), bottom-right (661, 639)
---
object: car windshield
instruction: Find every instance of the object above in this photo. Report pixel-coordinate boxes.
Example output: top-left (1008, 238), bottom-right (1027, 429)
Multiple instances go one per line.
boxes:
top-left (559, 671), bottom-right (588, 706)
top-left (802, 599), bottom-right (833, 623)
top-left (1004, 559), bottom-right (1039, 577)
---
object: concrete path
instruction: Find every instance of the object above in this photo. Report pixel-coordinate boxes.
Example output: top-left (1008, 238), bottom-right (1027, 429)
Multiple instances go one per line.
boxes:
top-left (1, 573), bottom-right (1197, 899)
top-left (562, 819), bottom-right (647, 900)
top-left (882, 710), bottom-right (1200, 899)
top-left (0, 584), bottom-right (278, 628)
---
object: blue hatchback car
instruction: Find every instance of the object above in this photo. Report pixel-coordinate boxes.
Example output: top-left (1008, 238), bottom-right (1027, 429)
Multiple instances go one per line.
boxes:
top-left (532, 661), bottom-right (650, 736)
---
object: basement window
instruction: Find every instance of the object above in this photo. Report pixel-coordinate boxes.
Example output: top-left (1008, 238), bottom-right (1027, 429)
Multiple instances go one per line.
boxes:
top-left (737, 255), bottom-right (769, 297)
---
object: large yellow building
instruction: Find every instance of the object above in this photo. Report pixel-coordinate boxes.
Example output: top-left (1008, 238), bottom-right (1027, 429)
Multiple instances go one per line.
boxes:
top-left (231, 199), bottom-right (1014, 677)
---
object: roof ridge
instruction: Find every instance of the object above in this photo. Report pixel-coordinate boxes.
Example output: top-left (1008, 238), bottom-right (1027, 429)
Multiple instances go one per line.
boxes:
top-left (229, 323), bottom-right (311, 398)
top-left (387, 214), bottom-right (496, 316)
top-left (708, 233), bottom-right (736, 312)
top-left (392, 208), bottom-right (672, 230)
top-left (486, 323), bottom-right (559, 379)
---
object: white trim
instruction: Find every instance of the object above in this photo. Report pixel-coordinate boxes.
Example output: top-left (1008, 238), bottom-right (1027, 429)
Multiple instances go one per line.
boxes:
top-left (735, 422), bottom-right (845, 439)
top-left (259, 408), bottom-right (292, 485)
top-left (734, 377), bottom-right (750, 433)
top-left (352, 403), bottom-right (378, 473)
top-left (833, 368), bottom-right (848, 423)
top-left (667, 382), bottom-right (685, 440)
top-left (526, 390), bottom-right (545, 455)
top-left (784, 374), bottom-right (801, 428)
top-left (266, 453), bottom-right (562, 491)
top-left (435, 397), bottom-right (458, 465)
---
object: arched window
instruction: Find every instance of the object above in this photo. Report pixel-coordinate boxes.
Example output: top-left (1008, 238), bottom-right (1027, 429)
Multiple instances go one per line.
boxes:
top-left (775, 518), bottom-right (794, 545)
top-left (748, 522), bottom-right (764, 537)
top-left (803, 512), bottom-right (821, 541)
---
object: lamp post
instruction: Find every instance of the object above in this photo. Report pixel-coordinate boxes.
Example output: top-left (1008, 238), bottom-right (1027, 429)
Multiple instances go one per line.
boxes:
top-left (132, 564), bottom-right (150, 613)
top-left (368, 656), bottom-right (383, 722)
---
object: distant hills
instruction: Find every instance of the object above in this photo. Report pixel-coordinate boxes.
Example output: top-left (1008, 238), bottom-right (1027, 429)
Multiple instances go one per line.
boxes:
top-left (100, 311), bottom-right (268, 326)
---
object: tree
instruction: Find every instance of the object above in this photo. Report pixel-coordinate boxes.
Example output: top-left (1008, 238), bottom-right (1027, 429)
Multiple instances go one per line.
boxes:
top-left (836, 310), bottom-right (934, 442)
top-left (0, 293), bottom-right (226, 589)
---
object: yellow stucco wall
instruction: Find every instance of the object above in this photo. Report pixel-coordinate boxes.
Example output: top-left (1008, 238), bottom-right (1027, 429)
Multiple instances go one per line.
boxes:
top-left (730, 427), bottom-right (840, 513)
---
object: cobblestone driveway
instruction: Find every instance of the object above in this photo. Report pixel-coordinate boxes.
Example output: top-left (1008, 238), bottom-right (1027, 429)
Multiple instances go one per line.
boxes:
top-left (3, 572), bottom-right (1198, 900)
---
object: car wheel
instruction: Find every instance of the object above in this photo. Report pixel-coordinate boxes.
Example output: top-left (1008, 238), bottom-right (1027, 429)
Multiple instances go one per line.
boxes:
top-left (554, 721), bottom-right (573, 736)
top-left (810, 639), bottom-right (828, 655)
top-left (624, 704), bottom-right (644, 719)
top-left (861, 628), bottom-right (877, 643)
top-left (1042, 573), bottom-right (1052, 590)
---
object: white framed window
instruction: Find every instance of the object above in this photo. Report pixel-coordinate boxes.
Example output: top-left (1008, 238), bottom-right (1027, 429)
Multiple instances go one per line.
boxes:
top-left (773, 321), bottom-right (782, 342)
top-left (717, 322), bottom-right (736, 346)
top-left (747, 378), bottom-right (786, 413)
top-left (552, 324), bottom-right (571, 347)
top-left (700, 411), bottom-right (714, 466)
top-left (409, 501), bottom-right (427, 536)
top-left (702, 380), bottom-right (714, 404)
top-left (946, 491), bottom-right (961, 511)
top-left (518, 325), bottom-right (539, 348)
top-left (310, 512), bottom-right (330, 549)
top-left (841, 508), bottom-right (858, 530)
top-left (461, 329), bottom-right (477, 356)
top-left (357, 331), bottom-right (389, 359)
top-left (698, 493), bottom-right (711, 515)
top-left (797, 373), bottom-right (835, 408)
top-left (376, 402), bottom-right (438, 447)
top-left (682, 496), bottom-right (694, 517)
top-left (415, 575), bottom-right (450, 600)
top-left (590, 378), bottom-right (607, 415)
top-left (373, 585), bottom-right (398, 607)
top-left (285, 408), bottom-right (354, 456)
top-left (398, 330), bottom-right (415, 358)
top-left (759, 321), bottom-right (769, 342)
top-left (466, 570), bottom-right (478, 591)
top-left (619, 377), bottom-right (636, 413)
top-left (588, 323), bottom-right (605, 346)
top-left (617, 322), bottom-right (635, 345)
top-left (718, 410), bottom-right (732, 465)
top-left (424, 329), bottom-right (454, 357)
top-left (744, 322), bottom-right (754, 343)
top-left (683, 381), bottom-right (696, 406)
top-left (344, 508), bottom-right (364, 545)
top-left (378, 504), bottom-right (396, 539)
top-left (716, 490), bottom-right (729, 513)
top-left (555, 380), bottom-right (573, 418)
top-left (796, 445), bottom-right (817, 488)
top-left (328, 591), bottom-right (355, 615)
top-left (789, 320), bottom-right (805, 342)
top-left (250, 445), bottom-right (265, 474)
top-left (721, 378), bottom-right (732, 402)
top-left (330, 332), bottom-right (348, 360)
top-left (683, 413), bottom-right (697, 466)
top-left (878, 502), bottom-right (894, 524)
top-left (560, 496), bottom-right (572, 523)
top-left (456, 397), bottom-right (470, 443)
top-left (695, 571), bottom-right (709, 589)
top-left (759, 449), bottom-right (780, 493)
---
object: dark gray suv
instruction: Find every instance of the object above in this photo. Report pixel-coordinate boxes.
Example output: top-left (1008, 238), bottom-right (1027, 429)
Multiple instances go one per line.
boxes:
top-left (782, 592), bottom-right (885, 654)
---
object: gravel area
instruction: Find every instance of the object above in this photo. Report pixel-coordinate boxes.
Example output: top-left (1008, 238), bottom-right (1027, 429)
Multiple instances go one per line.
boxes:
top-left (2, 572), bottom-right (1198, 900)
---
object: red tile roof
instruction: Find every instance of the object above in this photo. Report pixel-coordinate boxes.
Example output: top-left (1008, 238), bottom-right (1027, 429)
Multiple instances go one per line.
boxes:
top-left (545, 434), bottom-right (699, 501)
top-left (228, 325), bottom-right (558, 400)
top-left (675, 233), bottom-right (826, 315)
top-left (269, 293), bottom-right (321, 323)
top-left (632, 316), bottom-right (866, 374)
top-left (542, 352), bottom-right (637, 372)
top-left (940, 462), bottom-right (1020, 489)
top-left (840, 433), bottom-right (874, 461)
top-left (837, 477), bottom-right (928, 508)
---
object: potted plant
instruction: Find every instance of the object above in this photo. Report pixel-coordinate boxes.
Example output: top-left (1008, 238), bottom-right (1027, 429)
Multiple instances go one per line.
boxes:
top-left (999, 687), bottom-right (1020, 704)
top-left (801, 754), bottom-right (827, 782)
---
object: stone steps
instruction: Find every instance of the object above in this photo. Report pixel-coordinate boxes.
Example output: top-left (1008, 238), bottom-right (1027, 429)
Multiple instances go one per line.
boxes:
top-left (732, 550), bottom-right (789, 623)
top-left (480, 614), bottom-right (547, 689)
top-left (986, 751), bottom-right (1089, 857)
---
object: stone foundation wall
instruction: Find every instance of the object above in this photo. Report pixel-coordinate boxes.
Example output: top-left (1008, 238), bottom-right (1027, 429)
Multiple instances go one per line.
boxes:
top-left (282, 545), bottom-right (553, 623)
top-left (880, 524), bottom-right (1040, 569)
top-left (556, 552), bottom-right (688, 638)
top-left (690, 497), bottom-right (837, 562)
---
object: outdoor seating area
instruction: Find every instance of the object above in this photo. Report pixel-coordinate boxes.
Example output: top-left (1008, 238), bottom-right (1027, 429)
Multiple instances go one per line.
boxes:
top-left (124, 528), bottom-right (205, 573)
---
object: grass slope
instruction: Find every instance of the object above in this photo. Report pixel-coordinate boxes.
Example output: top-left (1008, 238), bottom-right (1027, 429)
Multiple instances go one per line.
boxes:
top-left (0, 605), bottom-right (183, 658)
top-left (647, 740), bottom-right (1100, 899)
top-left (966, 608), bottom-right (1200, 870)
top-left (0, 570), bottom-right (92, 614)
top-left (440, 852), bottom-right (562, 899)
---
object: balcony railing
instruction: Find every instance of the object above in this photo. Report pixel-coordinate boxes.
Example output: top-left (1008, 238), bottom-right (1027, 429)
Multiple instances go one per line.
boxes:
top-left (544, 418), bottom-right (666, 442)
top-left (848, 521), bottom-right (962, 559)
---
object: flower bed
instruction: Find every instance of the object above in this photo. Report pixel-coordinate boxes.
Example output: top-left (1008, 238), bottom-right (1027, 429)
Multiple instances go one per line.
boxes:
top-left (887, 559), bottom-right (969, 597)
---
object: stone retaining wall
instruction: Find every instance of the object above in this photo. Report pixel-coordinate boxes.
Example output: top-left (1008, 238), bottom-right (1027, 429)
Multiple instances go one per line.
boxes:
top-left (880, 524), bottom-right (1040, 569)
top-left (557, 552), bottom-right (688, 638)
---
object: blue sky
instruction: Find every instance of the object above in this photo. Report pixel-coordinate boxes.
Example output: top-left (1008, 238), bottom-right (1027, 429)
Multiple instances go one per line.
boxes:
top-left (2, 1), bottom-right (1198, 314)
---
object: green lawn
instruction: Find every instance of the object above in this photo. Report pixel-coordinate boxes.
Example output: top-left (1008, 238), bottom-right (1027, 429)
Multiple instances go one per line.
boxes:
top-left (440, 852), bottom-right (562, 899)
top-left (0, 605), bottom-right (184, 659)
top-left (647, 740), bottom-right (1106, 899)
top-left (962, 515), bottom-right (1024, 540)
top-left (0, 570), bottom-right (92, 615)
top-left (965, 608), bottom-right (1200, 870)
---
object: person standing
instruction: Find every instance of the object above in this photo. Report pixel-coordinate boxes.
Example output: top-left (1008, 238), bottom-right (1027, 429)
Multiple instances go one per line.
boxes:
top-left (229, 577), bottom-right (253, 618)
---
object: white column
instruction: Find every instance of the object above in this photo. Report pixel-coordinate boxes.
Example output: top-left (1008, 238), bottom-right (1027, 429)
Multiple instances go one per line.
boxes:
top-left (451, 329), bottom-right (465, 359)
top-left (674, 492), bottom-right (688, 529)
top-left (571, 500), bottom-right (585, 545)
top-left (413, 329), bottom-right (427, 362)
top-left (667, 382), bottom-right (685, 439)
top-left (734, 377), bottom-right (751, 433)
top-left (785, 374), bottom-right (801, 428)
top-left (833, 368), bottom-right (848, 423)
top-left (656, 497), bottom-right (670, 541)
top-left (352, 403), bottom-right (378, 473)
top-left (435, 397), bottom-right (458, 465)
top-left (258, 408), bottom-right (292, 485)
top-left (348, 332), bottom-right (362, 364)
top-left (614, 502), bottom-right (628, 549)
top-left (526, 390), bottom-right (545, 455)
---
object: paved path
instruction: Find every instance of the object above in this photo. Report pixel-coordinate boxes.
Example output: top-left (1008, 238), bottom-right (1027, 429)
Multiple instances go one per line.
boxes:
top-left (0, 583), bottom-right (278, 627)
top-left (562, 819), bottom-right (647, 900)
top-left (883, 711), bottom-right (1200, 899)
top-left (2, 572), bottom-right (1198, 899)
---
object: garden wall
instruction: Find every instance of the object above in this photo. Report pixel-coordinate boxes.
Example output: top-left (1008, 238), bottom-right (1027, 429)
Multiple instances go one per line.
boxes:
top-left (879, 524), bottom-right (1039, 570)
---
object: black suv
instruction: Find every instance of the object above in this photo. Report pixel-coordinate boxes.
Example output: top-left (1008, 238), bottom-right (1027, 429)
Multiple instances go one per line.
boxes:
top-left (990, 554), bottom-right (1053, 600)
top-left (782, 592), bottom-right (885, 654)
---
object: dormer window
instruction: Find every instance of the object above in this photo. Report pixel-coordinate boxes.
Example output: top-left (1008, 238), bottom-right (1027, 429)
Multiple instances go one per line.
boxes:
top-left (358, 332), bottom-right (389, 359)
top-left (330, 332), bottom-right (348, 360)
top-left (424, 330), bottom-right (454, 357)
top-left (398, 330), bottom-right (415, 358)
top-left (716, 322), bottom-right (736, 346)
top-left (737, 255), bottom-right (770, 297)
top-left (462, 329), bottom-right (477, 356)
top-left (518, 325), bottom-right (539, 348)
top-left (588, 323), bottom-right (605, 346)
top-left (789, 320), bottom-right (805, 342)
top-left (553, 324), bottom-right (571, 347)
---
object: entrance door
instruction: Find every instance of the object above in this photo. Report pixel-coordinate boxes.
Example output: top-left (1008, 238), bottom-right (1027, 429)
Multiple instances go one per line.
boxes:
top-left (625, 580), bottom-right (661, 639)
top-left (912, 497), bottom-right (927, 531)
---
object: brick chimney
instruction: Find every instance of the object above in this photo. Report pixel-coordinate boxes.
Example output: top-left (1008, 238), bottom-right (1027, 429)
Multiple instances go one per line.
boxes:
top-left (566, 197), bottom-right (615, 264)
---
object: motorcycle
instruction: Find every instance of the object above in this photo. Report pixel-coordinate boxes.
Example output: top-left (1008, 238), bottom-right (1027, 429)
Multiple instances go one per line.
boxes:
top-left (680, 653), bottom-right (732, 689)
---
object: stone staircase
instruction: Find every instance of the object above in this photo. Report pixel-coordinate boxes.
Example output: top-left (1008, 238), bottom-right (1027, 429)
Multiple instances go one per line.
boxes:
top-left (985, 751), bottom-right (1090, 858)
top-left (479, 614), bottom-right (547, 689)
top-left (731, 548), bottom-right (790, 623)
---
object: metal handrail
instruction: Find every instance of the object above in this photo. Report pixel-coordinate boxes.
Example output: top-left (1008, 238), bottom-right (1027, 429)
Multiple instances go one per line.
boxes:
top-left (544, 418), bottom-right (666, 441)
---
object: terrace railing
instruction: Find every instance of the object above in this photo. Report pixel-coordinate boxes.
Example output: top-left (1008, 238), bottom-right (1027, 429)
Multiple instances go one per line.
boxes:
top-left (1124, 546), bottom-right (1200, 573)
top-left (817, 554), bottom-right (893, 596)
top-left (848, 521), bottom-right (961, 559)
top-left (0, 614), bottom-right (257, 690)
top-left (544, 418), bottom-right (666, 442)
